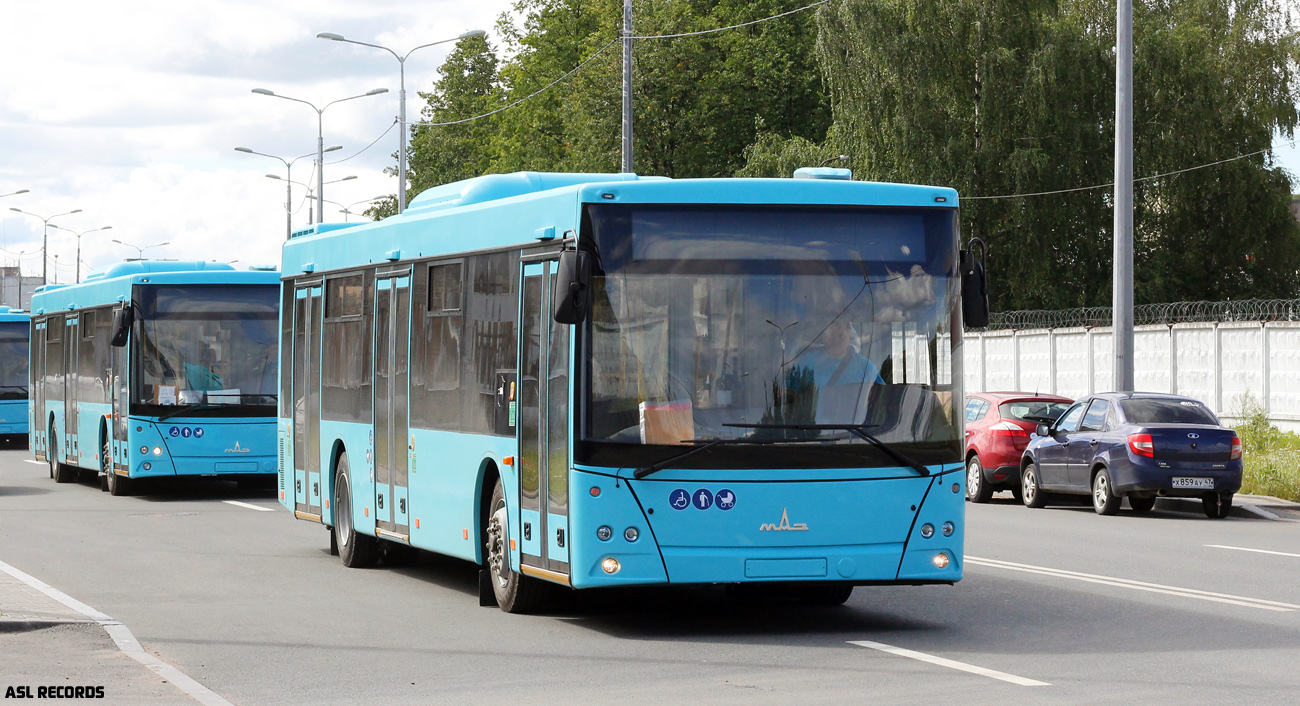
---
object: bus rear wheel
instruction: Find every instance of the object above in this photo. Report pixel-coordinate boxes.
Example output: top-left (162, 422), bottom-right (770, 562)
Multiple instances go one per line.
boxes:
top-left (51, 430), bottom-right (76, 484)
top-left (485, 478), bottom-right (543, 614)
top-left (334, 451), bottom-right (378, 568)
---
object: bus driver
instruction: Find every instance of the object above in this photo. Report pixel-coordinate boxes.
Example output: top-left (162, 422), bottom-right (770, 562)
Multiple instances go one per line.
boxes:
top-left (799, 319), bottom-right (884, 424)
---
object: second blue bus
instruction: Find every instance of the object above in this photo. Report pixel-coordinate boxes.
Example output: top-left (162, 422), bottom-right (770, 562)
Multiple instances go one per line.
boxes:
top-left (1, 306), bottom-right (30, 446)
top-left (29, 261), bottom-right (280, 495)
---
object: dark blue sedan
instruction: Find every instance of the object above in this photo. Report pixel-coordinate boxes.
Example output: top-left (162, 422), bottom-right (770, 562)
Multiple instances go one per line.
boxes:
top-left (1020, 393), bottom-right (1242, 518)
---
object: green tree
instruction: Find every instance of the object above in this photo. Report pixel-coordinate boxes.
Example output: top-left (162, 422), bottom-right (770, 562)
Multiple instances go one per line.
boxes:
top-left (746, 0), bottom-right (1300, 308)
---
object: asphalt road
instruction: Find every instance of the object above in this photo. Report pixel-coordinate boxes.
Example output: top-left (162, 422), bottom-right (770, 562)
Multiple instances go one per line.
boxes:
top-left (2, 445), bottom-right (1298, 705)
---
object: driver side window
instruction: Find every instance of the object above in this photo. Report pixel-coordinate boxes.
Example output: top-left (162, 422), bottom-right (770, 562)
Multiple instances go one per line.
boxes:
top-left (1055, 402), bottom-right (1087, 433)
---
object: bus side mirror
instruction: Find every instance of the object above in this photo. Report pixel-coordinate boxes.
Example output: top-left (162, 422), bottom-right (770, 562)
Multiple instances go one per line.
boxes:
top-left (960, 245), bottom-right (989, 329)
top-left (553, 250), bottom-right (591, 325)
top-left (110, 306), bottom-right (133, 347)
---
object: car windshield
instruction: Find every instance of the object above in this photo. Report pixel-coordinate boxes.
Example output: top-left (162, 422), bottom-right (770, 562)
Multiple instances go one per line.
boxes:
top-left (0, 322), bottom-right (28, 400)
top-left (1121, 398), bottom-right (1219, 425)
top-left (579, 203), bottom-right (961, 469)
top-left (133, 284), bottom-right (278, 412)
top-left (1000, 400), bottom-right (1071, 424)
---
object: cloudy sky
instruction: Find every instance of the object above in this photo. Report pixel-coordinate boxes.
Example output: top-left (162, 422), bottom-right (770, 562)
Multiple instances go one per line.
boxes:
top-left (2, 0), bottom-right (1298, 287)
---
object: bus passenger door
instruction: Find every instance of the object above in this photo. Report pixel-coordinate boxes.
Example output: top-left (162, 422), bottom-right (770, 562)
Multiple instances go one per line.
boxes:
top-left (65, 316), bottom-right (79, 465)
top-left (31, 320), bottom-right (46, 460)
top-left (518, 260), bottom-right (570, 580)
top-left (110, 311), bottom-right (129, 474)
top-left (373, 272), bottom-right (411, 539)
top-left (293, 283), bottom-right (323, 519)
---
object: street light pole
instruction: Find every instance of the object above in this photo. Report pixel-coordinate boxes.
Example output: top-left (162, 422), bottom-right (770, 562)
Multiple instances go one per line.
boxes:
top-left (111, 239), bottom-right (170, 260)
top-left (9, 207), bottom-right (81, 285)
top-left (252, 87), bottom-right (388, 224)
top-left (317, 29), bottom-right (486, 214)
top-left (1114, 0), bottom-right (1134, 392)
top-left (49, 224), bottom-right (112, 283)
top-left (237, 145), bottom-right (341, 239)
top-left (622, 0), bottom-right (633, 173)
top-left (267, 174), bottom-right (356, 227)
top-left (1, 189), bottom-right (29, 198)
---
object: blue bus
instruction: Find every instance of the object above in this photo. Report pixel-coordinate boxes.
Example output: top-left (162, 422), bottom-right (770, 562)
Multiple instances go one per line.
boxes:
top-left (29, 261), bottom-right (280, 495)
top-left (1, 306), bottom-right (30, 446)
top-left (279, 170), bottom-right (987, 612)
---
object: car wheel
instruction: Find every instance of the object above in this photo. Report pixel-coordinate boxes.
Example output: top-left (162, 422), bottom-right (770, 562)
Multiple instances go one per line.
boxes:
top-left (1021, 461), bottom-right (1047, 508)
top-left (966, 456), bottom-right (993, 503)
top-left (1202, 492), bottom-right (1233, 519)
top-left (1091, 468), bottom-right (1121, 515)
top-left (1129, 495), bottom-right (1156, 514)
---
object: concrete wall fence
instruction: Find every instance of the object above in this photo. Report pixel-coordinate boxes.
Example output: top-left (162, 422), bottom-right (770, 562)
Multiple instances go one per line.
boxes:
top-left (964, 321), bottom-right (1300, 431)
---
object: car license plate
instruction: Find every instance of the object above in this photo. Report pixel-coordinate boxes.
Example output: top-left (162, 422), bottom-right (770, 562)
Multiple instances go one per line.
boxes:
top-left (1171, 477), bottom-right (1214, 489)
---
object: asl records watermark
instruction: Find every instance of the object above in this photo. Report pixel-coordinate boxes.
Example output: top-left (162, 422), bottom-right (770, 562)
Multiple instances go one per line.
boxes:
top-left (4, 685), bottom-right (105, 699)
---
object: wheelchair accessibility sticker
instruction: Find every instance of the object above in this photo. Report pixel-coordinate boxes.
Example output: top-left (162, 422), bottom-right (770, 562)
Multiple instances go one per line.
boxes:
top-left (670, 488), bottom-right (736, 510)
top-left (669, 489), bottom-right (690, 510)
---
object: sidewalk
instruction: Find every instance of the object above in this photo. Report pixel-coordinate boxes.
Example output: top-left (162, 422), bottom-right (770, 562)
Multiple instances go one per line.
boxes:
top-left (0, 569), bottom-right (92, 632)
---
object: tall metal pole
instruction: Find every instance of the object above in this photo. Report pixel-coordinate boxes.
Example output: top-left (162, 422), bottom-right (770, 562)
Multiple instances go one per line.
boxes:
top-left (42, 222), bottom-right (49, 284)
top-left (285, 164), bottom-right (293, 239)
top-left (621, 0), bottom-right (633, 173)
top-left (1113, 0), bottom-right (1134, 392)
top-left (398, 59), bottom-right (408, 213)
top-left (316, 115), bottom-right (326, 225)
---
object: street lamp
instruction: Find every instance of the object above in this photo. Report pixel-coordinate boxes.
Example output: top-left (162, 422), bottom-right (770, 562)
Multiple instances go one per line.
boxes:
top-left (1, 189), bottom-right (29, 198)
top-left (9, 207), bottom-right (81, 284)
top-left (49, 224), bottom-right (112, 283)
top-left (266, 174), bottom-right (356, 226)
top-left (111, 239), bottom-right (170, 260)
top-left (317, 28), bottom-right (485, 214)
top-left (251, 87), bottom-right (388, 224)
top-left (236, 145), bottom-right (341, 239)
top-left (340, 195), bottom-right (388, 222)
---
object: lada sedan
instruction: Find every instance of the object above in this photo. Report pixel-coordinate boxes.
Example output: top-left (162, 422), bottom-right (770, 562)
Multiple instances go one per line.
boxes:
top-left (1019, 393), bottom-right (1242, 518)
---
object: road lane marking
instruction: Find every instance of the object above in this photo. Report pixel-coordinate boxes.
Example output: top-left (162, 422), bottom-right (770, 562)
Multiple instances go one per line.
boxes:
top-left (24, 459), bottom-right (45, 465)
top-left (222, 500), bottom-right (275, 512)
top-left (848, 640), bottom-right (1050, 686)
top-left (1205, 544), bottom-right (1300, 559)
top-left (0, 558), bottom-right (234, 706)
top-left (968, 556), bottom-right (1298, 612)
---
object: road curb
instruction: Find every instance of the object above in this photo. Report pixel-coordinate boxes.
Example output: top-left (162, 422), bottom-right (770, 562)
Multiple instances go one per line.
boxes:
top-left (0, 618), bottom-right (88, 633)
top-left (1154, 496), bottom-right (1295, 521)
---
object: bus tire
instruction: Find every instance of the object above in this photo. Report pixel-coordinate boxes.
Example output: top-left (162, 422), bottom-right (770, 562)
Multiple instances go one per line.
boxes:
top-left (485, 477), bottom-right (544, 614)
top-left (334, 451), bottom-right (378, 568)
top-left (51, 430), bottom-right (76, 484)
top-left (798, 583), bottom-right (855, 606)
top-left (104, 436), bottom-right (132, 496)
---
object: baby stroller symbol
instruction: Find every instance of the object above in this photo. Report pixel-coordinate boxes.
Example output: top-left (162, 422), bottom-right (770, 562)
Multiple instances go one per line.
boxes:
top-left (670, 489), bottom-right (690, 510)
top-left (715, 489), bottom-right (736, 510)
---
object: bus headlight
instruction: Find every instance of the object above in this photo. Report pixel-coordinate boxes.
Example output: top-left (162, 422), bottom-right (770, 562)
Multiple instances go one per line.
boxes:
top-left (140, 446), bottom-right (148, 454)
top-left (942, 521), bottom-right (955, 537)
top-left (624, 527), bottom-right (639, 542)
top-left (601, 557), bottom-right (621, 574)
top-left (933, 552), bottom-right (950, 569)
top-left (596, 526), bottom-right (612, 541)
top-left (919, 523), bottom-right (934, 539)
top-left (152, 447), bottom-right (162, 456)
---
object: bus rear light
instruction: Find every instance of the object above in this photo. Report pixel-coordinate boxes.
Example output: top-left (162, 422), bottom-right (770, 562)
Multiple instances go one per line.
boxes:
top-left (1230, 435), bottom-right (1242, 460)
top-left (932, 552), bottom-right (950, 569)
top-left (601, 557), bottom-right (621, 574)
top-left (1128, 433), bottom-right (1155, 458)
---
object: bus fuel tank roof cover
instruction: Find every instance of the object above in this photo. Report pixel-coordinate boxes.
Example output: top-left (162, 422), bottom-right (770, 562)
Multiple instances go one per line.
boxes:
top-left (793, 167), bottom-right (853, 180)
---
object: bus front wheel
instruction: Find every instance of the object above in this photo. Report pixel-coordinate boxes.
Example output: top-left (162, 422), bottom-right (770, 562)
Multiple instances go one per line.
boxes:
top-left (51, 429), bottom-right (76, 484)
top-left (333, 451), bottom-right (378, 568)
top-left (485, 478), bottom-right (543, 614)
top-left (104, 437), bottom-right (132, 496)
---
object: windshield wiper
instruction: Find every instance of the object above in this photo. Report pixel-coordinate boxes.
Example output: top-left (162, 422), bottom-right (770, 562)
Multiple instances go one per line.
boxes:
top-left (157, 403), bottom-right (221, 422)
top-left (725, 423), bottom-right (930, 476)
top-left (633, 437), bottom-right (795, 479)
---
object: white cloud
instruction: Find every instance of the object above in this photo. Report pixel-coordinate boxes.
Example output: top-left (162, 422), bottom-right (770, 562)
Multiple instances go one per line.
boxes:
top-left (0, 0), bottom-right (514, 285)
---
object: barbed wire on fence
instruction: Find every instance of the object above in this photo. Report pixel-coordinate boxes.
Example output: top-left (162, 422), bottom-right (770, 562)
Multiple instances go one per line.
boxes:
top-left (979, 299), bottom-right (1300, 331)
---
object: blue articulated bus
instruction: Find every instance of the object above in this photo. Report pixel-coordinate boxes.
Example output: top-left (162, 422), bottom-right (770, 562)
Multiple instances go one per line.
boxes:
top-left (279, 169), bottom-right (988, 613)
top-left (29, 261), bottom-right (280, 495)
top-left (1, 306), bottom-right (30, 446)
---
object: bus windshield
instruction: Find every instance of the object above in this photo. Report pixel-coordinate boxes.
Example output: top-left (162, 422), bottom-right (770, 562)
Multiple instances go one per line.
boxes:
top-left (580, 204), bottom-right (962, 470)
top-left (0, 322), bottom-right (29, 400)
top-left (133, 284), bottom-right (278, 415)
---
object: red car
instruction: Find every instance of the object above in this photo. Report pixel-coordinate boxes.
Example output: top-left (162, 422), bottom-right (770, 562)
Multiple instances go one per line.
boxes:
top-left (964, 392), bottom-right (1074, 503)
